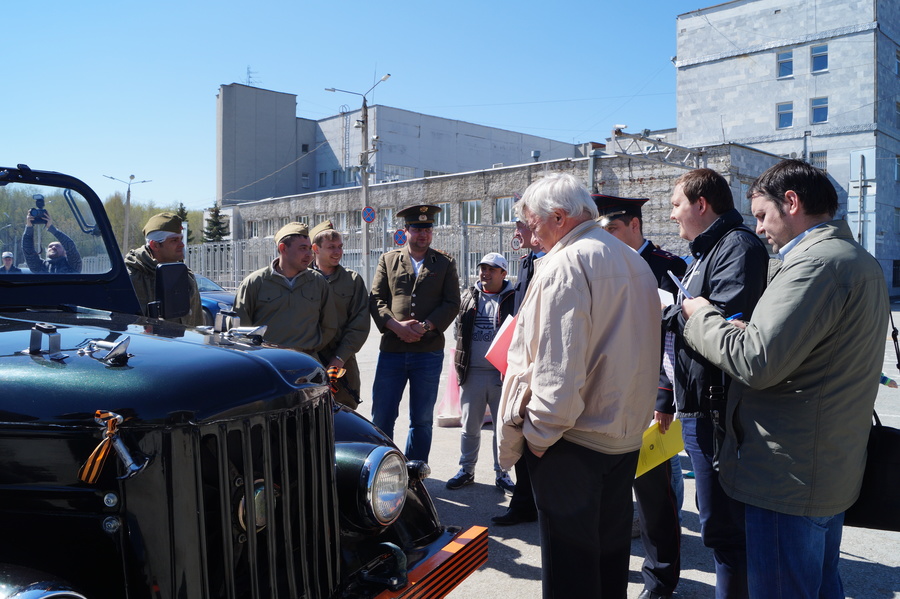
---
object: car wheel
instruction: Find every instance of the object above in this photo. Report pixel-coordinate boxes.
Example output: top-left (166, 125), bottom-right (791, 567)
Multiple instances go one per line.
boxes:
top-left (203, 308), bottom-right (214, 326)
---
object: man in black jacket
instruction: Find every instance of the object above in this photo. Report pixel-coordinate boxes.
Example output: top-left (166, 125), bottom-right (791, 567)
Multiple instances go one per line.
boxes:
top-left (446, 253), bottom-right (517, 492)
top-left (663, 169), bottom-right (769, 599)
top-left (22, 212), bottom-right (82, 274)
top-left (595, 193), bottom-right (686, 599)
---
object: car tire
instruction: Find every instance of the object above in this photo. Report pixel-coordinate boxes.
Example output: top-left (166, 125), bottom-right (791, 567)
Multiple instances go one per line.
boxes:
top-left (202, 308), bottom-right (214, 326)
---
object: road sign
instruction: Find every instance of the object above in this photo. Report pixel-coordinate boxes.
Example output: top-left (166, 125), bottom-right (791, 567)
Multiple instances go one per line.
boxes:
top-left (362, 206), bottom-right (377, 223)
top-left (393, 229), bottom-right (407, 246)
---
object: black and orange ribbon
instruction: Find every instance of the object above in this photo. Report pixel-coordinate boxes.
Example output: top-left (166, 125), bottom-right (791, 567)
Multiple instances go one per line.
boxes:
top-left (326, 366), bottom-right (346, 395)
top-left (78, 411), bottom-right (122, 484)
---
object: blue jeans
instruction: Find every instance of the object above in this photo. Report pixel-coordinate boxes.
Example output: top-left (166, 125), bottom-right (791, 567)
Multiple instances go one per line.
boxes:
top-left (745, 505), bottom-right (844, 599)
top-left (371, 350), bottom-right (443, 462)
top-left (682, 416), bottom-right (749, 599)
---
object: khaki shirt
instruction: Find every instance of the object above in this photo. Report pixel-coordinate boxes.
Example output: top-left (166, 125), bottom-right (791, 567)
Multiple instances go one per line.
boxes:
top-left (234, 260), bottom-right (337, 356)
top-left (369, 246), bottom-right (460, 353)
top-left (124, 245), bottom-right (204, 327)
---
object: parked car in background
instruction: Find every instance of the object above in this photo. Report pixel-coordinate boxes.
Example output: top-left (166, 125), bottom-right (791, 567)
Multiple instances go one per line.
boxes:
top-left (0, 165), bottom-right (487, 599)
top-left (195, 274), bottom-right (235, 325)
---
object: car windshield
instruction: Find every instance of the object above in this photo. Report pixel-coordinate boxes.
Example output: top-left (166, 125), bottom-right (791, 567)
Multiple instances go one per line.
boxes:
top-left (196, 275), bottom-right (225, 292)
top-left (0, 181), bottom-right (112, 276)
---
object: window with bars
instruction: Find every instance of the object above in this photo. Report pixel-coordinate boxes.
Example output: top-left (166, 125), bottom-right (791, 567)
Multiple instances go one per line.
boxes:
top-left (351, 210), bottom-right (362, 231)
top-left (462, 200), bottom-right (482, 224)
top-left (246, 220), bottom-right (260, 238)
top-left (777, 51), bottom-right (793, 78)
top-left (810, 151), bottom-right (827, 172)
top-left (434, 203), bottom-right (451, 227)
top-left (335, 212), bottom-right (348, 232)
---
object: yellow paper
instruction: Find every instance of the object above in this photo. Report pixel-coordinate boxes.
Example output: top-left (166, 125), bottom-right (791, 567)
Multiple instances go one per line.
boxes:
top-left (635, 419), bottom-right (684, 478)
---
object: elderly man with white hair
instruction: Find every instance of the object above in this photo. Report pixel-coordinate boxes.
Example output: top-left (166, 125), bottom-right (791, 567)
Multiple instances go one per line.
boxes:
top-left (497, 172), bottom-right (661, 598)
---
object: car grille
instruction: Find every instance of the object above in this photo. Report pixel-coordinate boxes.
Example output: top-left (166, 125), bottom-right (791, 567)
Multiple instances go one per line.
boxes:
top-left (196, 388), bottom-right (340, 598)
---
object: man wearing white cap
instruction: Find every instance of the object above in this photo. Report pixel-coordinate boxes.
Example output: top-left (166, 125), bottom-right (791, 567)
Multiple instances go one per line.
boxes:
top-left (447, 252), bottom-right (517, 493)
top-left (125, 212), bottom-right (204, 326)
top-left (1, 251), bottom-right (21, 274)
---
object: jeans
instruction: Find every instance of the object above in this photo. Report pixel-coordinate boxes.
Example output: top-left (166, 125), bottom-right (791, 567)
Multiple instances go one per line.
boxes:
top-left (670, 452), bottom-right (685, 521)
top-left (371, 350), bottom-right (443, 462)
top-left (458, 369), bottom-right (503, 474)
top-left (526, 439), bottom-right (639, 599)
top-left (682, 416), bottom-right (749, 599)
top-left (745, 505), bottom-right (845, 599)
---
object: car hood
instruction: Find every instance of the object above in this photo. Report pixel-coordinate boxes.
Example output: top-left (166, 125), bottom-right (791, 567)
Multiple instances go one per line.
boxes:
top-left (200, 291), bottom-right (235, 304)
top-left (0, 309), bottom-right (327, 427)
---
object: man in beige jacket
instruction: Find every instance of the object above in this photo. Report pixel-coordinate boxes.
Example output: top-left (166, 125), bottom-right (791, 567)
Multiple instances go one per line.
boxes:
top-left (497, 173), bottom-right (660, 598)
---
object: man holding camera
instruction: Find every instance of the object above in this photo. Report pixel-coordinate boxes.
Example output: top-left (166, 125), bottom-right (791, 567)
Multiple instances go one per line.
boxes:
top-left (22, 211), bottom-right (82, 274)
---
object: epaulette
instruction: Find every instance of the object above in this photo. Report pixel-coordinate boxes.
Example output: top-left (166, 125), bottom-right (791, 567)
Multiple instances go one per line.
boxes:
top-left (650, 246), bottom-right (680, 260)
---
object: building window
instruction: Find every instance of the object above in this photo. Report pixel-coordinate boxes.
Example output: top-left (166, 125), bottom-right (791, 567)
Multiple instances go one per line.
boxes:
top-left (495, 196), bottom-right (516, 223)
top-left (381, 208), bottom-right (395, 228)
top-left (382, 164), bottom-right (416, 182)
top-left (462, 200), bottom-right (482, 225)
top-left (301, 173), bottom-right (310, 189)
top-left (810, 151), bottom-right (827, 172)
top-left (896, 103), bottom-right (900, 129)
top-left (777, 51), bottom-right (793, 78)
top-left (318, 171), bottom-right (327, 187)
top-left (351, 210), bottom-right (361, 231)
top-left (424, 169), bottom-right (449, 177)
top-left (434, 203), bottom-right (451, 227)
top-left (896, 50), bottom-right (900, 76)
top-left (332, 169), bottom-right (344, 186)
top-left (335, 212), bottom-right (348, 232)
top-left (777, 102), bottom-right (793, 129)
top-left (810, 97), bottom-right (828, 123)
top-left (811, 44), bottom-right (828, 72)
top-left (246, 220), bottom-right (259, 238)
top-left (894, 259), bottom-right (900, 289)
top-left (301, 144), bottom-right (309, 153)
top-left (895, 155), bottom-right (900, 181)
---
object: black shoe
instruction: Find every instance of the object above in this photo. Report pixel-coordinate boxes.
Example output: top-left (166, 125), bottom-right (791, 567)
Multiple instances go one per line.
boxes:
top-left (490, 507), bottom-right (538, 526)
top-left (637, 590), bottom-right (672, 599)
top-left (446, 469), bottom-right (475, 490)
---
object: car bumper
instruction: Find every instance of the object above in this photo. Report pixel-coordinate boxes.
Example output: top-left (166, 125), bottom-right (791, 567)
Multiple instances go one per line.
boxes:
top-left (373, 525), bottom-right (488, 599)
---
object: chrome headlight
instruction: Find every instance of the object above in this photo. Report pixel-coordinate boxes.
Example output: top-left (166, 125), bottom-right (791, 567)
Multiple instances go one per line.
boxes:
top-left (363, 447), bottom-right (408, 526)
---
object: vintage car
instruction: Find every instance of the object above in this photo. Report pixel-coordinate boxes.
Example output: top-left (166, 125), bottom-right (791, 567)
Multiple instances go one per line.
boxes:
top-left (0, 165), bottom-right (486, 598)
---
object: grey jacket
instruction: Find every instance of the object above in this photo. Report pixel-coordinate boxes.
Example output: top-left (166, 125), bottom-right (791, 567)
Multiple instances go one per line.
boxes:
top-left (683, 220), bottom-right (888, 516)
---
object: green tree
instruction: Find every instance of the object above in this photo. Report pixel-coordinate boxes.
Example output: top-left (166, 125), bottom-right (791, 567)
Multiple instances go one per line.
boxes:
top-left (175, 202), bottom-right (195, 244)
top-left (203, 204), bottom-right (230, 242)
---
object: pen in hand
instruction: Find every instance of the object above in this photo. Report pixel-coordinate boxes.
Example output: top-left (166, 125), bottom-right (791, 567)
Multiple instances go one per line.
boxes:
top-left (726, 312), bottom-right (743, 321)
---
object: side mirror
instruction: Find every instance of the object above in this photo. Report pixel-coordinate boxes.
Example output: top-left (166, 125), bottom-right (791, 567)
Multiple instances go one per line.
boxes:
top-left (148, 263), bottom-right (191, 320)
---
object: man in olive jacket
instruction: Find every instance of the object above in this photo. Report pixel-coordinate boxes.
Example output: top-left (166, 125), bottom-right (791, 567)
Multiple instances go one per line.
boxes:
top-left (369, 204), bottom-right (461, 462)
top-left (682, 160), bottom-right (889, 598)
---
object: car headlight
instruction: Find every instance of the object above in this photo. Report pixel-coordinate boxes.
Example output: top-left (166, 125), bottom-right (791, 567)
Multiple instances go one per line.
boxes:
top-left (363, 447), bottom-right (408, 526)
top-left (217, 301), bottom-right (232, 311)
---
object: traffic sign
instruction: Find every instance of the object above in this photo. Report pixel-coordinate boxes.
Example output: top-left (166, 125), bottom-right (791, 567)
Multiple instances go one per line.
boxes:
top-left (393, 229), bottom-right (407, 246)
top-left (362, 206), bottom-right (377, 223)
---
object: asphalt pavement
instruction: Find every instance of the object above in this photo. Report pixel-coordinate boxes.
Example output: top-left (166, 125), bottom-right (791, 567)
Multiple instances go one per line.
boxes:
top-left (354, 306), bottom-right (900, 599)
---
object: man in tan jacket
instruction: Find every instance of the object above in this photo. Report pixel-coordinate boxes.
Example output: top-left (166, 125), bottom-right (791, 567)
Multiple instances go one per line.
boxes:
top-left (497, 173), bottom-right (660, 598)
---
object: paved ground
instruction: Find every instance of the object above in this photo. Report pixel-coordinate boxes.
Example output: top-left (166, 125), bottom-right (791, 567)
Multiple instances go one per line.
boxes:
top-left (354, 307), bottom-right (900, 598)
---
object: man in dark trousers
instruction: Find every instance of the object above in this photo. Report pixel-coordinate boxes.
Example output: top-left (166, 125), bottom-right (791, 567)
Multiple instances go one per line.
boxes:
top-left (491, 211), bottom-right (544, 526)
top-left (595, 193), bottom-right (686, 599)
top-left (369, 204), bottom-right (461, 462)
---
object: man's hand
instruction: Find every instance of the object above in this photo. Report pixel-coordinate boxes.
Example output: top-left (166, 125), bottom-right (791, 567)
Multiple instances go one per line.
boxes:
top-left (654, 411), bottom-right (674, 434)
top-left (387, 318), bottom-right (424, 343)
top-left (682, 296), bottom-right (711, 319)
top-left (25, 213), bottom-right (34, 228)
top-left (327, 356), bottom-right (345, 370)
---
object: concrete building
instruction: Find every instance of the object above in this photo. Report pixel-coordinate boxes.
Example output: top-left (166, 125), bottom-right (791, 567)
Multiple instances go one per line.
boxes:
top-left (216, 83), bottom-right (578, 206)
top-left (675, 0), bottom-right (900, 289)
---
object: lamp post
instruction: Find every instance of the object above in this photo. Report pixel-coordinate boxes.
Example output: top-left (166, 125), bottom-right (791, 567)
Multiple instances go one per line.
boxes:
top-left (325, 73), bottom-right (391, 285)
top-left (104, 174), bottom-right (151, 252)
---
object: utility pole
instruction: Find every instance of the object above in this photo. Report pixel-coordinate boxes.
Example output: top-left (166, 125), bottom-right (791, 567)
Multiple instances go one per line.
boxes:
top-left (104, 174), bottom-right (151, 251)
top-left (325, 74), bottom-right (391, 285)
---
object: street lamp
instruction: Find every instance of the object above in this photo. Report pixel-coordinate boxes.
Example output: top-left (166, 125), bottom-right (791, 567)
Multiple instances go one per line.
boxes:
top-left (326, 73), bottom-right (391, 284)
top-left (104, 174), bottom-right (151, 251)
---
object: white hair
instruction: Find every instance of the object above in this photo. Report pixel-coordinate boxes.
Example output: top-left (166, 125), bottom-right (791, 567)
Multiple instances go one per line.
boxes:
top-left (515, 173), bottom-right (598, 221)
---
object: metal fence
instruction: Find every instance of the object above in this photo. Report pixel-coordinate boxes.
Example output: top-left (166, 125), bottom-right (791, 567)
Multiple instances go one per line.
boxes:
top-left (185, 223), bottom-right (523, 291)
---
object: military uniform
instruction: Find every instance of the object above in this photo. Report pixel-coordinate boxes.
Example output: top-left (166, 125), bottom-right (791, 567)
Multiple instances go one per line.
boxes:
top-left (310, 220), bottom-right (371, 410)
top-left (369, 204), bottom-right (461, 462)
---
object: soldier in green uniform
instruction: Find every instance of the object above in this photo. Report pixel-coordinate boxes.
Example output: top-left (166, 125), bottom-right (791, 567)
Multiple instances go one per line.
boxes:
top-left (369, 204), bottom-right (461, 462)
top-left (310, 220), bottom-right (370, 410)
top-left (233, 222), bottom-right (337, 359)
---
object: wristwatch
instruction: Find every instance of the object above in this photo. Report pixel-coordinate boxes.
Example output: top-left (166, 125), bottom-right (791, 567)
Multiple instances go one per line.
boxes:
top-left (419, 321), bottom-right (433, 332)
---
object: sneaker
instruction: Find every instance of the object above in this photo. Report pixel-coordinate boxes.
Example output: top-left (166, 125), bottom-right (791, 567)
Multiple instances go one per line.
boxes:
top-left (446, 469), bottom-right (475, 490)
top-left (495, 472), bottom-right (515, 496)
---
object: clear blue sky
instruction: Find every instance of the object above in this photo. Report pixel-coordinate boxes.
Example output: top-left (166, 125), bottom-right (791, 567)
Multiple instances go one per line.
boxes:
top-left (4, 0), bottom-right (708, 210)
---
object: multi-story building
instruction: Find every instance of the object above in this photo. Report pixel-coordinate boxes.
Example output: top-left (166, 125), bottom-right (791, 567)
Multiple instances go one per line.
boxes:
top-left (675, 0), bottom-right (900, 289)
top-left (216, 83), bottom-right (578, 206)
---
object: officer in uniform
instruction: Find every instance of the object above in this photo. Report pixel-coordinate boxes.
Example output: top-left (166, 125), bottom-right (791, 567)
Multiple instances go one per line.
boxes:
top-left (369, 204), bottom-right (461, 462)
top-left (310, 219), bottom-right (370, 410)
top-left (594, 193), bottom-right (687, 599)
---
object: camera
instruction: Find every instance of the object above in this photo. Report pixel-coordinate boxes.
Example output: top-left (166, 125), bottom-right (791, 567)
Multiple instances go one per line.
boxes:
top-left (29, 194), bottom-right (48, 225)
